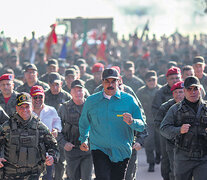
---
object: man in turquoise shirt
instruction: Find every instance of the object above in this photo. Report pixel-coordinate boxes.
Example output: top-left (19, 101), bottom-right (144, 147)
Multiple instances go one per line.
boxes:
top-left (79, 68), bottom-right (145, 180)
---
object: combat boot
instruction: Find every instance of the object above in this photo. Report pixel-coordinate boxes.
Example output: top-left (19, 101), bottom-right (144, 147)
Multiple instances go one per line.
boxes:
top-left (148, 163), bottom-right (155, 172)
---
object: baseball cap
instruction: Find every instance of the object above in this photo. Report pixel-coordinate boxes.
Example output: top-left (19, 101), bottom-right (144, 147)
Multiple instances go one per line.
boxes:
top-left (102, 68), bottom-right (119, 80)
top-left (193, 56), bottom-right (205, 64)
top-left (92, 63), bottom-right (104, 73)
top-left (184, 76), bottom-right (200, 89)
top-left (48, 72), bottom-right (62, 84)
top-left (25, 64), bottom-right (37, 72)
top-left (166, 67), bottom-right (181, 77)
top-left (71, 79), bottom-right (85, 89)
top-left (65, 68), bottom-right (76, 76)
top-left (145, 70), bottom-right (157, 80)
top-left (0, 74), bottom-right (14, 81)
top-left (171, 81), bottom-right (184, 92)
top-left (47, 59), bottom-right (58, 66)
top-left (30, 85), bottom-right (44, 97)
top-left (76, 58), bottom-right (87, 67)
top-left (16, 92), bottom-right (32, 106)
top-left (123, 61), bottom-right (134, 70)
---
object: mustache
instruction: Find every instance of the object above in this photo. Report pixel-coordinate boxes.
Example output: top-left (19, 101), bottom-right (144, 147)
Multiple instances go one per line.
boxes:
top-left (107, 87), bottom-right (114, 90)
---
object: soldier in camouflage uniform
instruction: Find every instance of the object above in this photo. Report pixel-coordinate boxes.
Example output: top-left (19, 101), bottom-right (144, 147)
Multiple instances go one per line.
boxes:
top-left (0, 92), bottom-right (59, 180)
top-left (192, 56), bottom-right (207, 93)
top-left (136, 70), bottom-right (161, 172)
top-left (160, 76), bottom-right (207, 180)
top-left (16, 64), bottom-right (49, 93)
top-left (1, 68), bottom-right (23, 90)
top-left (44, 72), bottom-right (71, 111)
top-left (122, 61), bottom-right (145, 93)
top-left (0, 74), bottom-right (19, 117)
top-left (152, 67), bottom-right (181, 180)
top-left (44, 72), bottom-right (71, 180)
top-left (85, 63), bottom-right (104, 94)
top-left (39, 59), bottom-right (65, 84)
top-left (58, 79), bottom-right (93, 180)
top-left (155, 81), bottom-right (184, 180)
top-left (62, 68), bottom-right (78, 94)
top-left (75, 59), bottom-right (93, 82)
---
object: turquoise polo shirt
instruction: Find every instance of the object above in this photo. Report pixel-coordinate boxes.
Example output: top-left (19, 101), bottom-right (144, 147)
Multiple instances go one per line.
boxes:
top-left (79, 89), bottom-right (145, 162)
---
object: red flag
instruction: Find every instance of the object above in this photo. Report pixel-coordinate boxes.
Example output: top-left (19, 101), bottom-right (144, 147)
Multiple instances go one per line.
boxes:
top-left (96, 32), bottom-right (107, 62)
top-left (45, 24), bottom-right (57, 58)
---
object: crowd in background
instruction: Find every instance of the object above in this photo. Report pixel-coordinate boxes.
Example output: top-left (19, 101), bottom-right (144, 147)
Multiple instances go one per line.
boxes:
top-left (0, 29), bottom-right (207, 180)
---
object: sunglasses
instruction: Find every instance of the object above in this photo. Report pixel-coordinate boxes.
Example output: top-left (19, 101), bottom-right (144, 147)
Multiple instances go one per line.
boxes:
top-left (33, 95), bottom-right (43, 100)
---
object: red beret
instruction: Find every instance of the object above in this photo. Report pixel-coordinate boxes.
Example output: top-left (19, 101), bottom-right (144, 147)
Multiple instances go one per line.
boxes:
top-left (30, 85), bottom-right (44, 97)
top-left (171, 81), bottom-right (184, 92)
top-left (92, 63), bottom-right (104, 73)
top-left (166, 67), bottom-right (181, 77)
top-left (0, 74), bottom-right (14, 81)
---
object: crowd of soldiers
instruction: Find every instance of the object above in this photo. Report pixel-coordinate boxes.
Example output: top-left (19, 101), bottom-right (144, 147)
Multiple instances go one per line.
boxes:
top-left (0, 31), bottom-right (206, 180)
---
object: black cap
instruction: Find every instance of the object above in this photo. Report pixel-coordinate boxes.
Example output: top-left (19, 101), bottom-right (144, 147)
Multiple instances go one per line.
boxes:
top-left (193, 56), bottom-right (205, 64)
top-left (145, 70), bottom-right (157, 80)
top-left (47, 59), bottom-right (58, 66)
top-left (102, 68), bottom-right (119, 80)
top-left (71, 79), bottom-right (85, 89)
top-left (65, 68), bottom-right (76, 76)
top-left (184, 76), bottom-right (200, 89)
top-left (16, 92), bottom-right (32, 106)
top-left (123, 61), bottom-right (134, 70)
top-left (76, 58), bottom-right (87, 67)
top-left (48, 72), bottom-right (62, 84)
top-left (25, 64), bottom-right (37, 72)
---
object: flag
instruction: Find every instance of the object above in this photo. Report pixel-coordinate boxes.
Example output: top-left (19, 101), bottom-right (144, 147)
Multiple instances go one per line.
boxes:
top-left (45, 24), bottom-right (57, 58)
top-left (59, 36), bottom-right (69, 59)
top-left (96, 31), bottom-right (107, 62)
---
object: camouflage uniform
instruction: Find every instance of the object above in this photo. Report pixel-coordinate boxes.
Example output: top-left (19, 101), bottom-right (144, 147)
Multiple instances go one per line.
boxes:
top-left (0, 91), bottom-right (19, 117)
top-left (125, 129), bottom-right (148, 180)
top-left (80, 73), bottom-right (93, 82)
top-left (44, 89), bottom-right (71, 111)
top-left (0, 113), bottom-right (59, 180)
top-left (58, 99), bottom-right (93, 180)
top-left (158, 74), bottom-right (167, 85)
top-left (160, 99), bottom-right (207, 180)
top-left (152, 84), bottom-right (173, 179)
top-left (85, 79), bottom-right (102, 95)
top-left (199, 73), bottom-right (207, 93)
top-left (122, 75), bottom-right (145, 93)
top-left (155, 99), bottom-right (176, 180)
top-left (0, 106), bottom-right (9, 125)
top-left (136, 85), bottom-right (161, 168)
top-left (13, 79), bottom-right (23, 90)
top-left (16, 80), bottom-right (49, 93)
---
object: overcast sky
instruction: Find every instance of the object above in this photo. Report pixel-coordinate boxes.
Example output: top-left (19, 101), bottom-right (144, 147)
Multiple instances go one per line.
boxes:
top-left (0, 0), bottom-right (207, 41)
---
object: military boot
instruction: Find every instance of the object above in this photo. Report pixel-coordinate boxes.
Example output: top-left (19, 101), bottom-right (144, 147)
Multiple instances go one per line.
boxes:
top-left (148, 163), bottom-right (155, 172)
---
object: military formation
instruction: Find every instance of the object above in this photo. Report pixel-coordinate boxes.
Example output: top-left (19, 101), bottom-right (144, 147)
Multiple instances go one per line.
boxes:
top-left (0, 31), bottom-right (207, 180)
